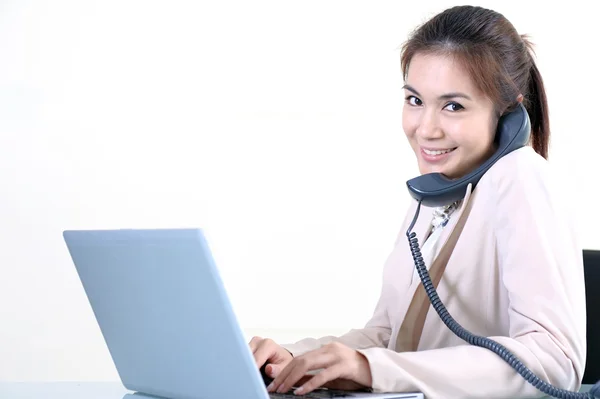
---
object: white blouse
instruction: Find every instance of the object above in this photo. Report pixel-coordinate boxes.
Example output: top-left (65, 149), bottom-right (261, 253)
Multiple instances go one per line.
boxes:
top-left (411, 201), bottom-right (460, 285)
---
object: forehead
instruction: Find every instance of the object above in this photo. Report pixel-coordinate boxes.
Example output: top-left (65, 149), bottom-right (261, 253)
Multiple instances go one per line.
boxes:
top-left (405, 52), bottom-right (481, 97)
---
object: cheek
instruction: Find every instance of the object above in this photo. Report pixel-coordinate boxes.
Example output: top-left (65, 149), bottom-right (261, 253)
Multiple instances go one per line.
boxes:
top-left (448, 120), bottom-right (494, 154)
top-left (402, 110), bottom-right (418, 140)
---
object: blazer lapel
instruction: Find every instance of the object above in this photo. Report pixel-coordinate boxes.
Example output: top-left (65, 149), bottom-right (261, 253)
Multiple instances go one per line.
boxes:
top-left (427, 183), bottom-right (475, 267)
top-left (395, 183), bottom-right (475, 353)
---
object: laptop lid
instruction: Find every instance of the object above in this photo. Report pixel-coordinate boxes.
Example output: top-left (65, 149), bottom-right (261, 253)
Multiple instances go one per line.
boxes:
top-left (63, 228), bottom-right (268, 399)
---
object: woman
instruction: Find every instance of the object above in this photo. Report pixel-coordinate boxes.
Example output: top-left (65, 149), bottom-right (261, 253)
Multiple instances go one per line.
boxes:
top-left (249, 5), bottom-right (588, 398)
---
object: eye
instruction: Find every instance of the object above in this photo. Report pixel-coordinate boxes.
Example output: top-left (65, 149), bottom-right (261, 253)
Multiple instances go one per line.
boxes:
top-left (444, 102), bottom-right (464, 112)
top-left (405, 95), bottom-right (422, 106)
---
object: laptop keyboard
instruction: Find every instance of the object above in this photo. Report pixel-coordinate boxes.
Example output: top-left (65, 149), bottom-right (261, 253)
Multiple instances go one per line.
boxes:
top-left (261, 366), bottom-right (354, 397)
top-left (269, 390), bottom-right (354, 398)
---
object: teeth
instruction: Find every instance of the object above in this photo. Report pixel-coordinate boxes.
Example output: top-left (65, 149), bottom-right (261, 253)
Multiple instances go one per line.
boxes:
top-left (424, 148), bottom-right (453, 156)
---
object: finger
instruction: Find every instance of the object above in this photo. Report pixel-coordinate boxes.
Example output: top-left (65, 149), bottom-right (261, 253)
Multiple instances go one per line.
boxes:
top-left (294, 365), bottom-right (344, 395)
top-left (265, 363), bottom-right (279, 377)
top-left (253, 341), bottom-right (276, 368)
top-left (294, 375), bottom-right (313, 387)
top-left (269, 351), bottom-right (336, 394)
top-left (265, 363), bottom-right (298, 378)
top-left (267, 363), bottom-right (312, 384)
top-left (249, 336), bottom-right (262, 353)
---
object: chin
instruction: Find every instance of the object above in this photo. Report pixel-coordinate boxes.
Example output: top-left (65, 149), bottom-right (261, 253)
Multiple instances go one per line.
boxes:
top-left (420, 168), bottom-right (460, 180)
top-left (418, 159), bottom-right (460, 177)
top-left (419, 165), bottom-right (445, 176)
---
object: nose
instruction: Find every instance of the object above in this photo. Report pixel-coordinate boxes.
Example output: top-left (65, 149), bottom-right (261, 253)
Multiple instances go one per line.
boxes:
top-left (415, 109), bottom-right (443, 140)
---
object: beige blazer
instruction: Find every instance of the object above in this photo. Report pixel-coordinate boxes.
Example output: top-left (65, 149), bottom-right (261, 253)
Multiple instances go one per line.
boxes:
top-left (282, 146), bottom-right (587, 399)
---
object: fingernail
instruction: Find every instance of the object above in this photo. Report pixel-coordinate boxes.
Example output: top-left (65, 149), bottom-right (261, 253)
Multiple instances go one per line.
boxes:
top-left (266, 382), bottom-right (274, 391)
top-left (276, 384), bottom-right (285, 393)
top-left (294, 387), bottom-right (304, 395)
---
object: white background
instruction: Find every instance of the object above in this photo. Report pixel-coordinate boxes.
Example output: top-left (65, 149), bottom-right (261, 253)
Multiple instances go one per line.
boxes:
top-left (0, 0), bottom-right (597, 382)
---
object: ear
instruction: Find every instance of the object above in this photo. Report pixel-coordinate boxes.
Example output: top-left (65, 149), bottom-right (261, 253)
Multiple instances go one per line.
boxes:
top-left (516, 93), bottom-right (524, 103)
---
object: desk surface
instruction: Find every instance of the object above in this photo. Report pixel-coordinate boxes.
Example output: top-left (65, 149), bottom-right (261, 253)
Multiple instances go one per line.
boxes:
top-left (0, 382), bottom-right (593, 398)
top-left (0, 382), bottom-right (131, 399)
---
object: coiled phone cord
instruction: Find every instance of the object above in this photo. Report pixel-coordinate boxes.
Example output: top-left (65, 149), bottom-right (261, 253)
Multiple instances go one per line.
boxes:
top-left (406, 200), bottom-right (600, 399)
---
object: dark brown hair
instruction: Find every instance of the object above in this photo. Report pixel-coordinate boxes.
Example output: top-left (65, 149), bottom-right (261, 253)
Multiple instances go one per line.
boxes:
top-left (400, 6), bottom-right (550, 159)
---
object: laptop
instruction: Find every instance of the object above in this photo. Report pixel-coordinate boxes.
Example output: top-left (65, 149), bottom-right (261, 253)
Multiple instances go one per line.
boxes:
top-left (63, 228), bottom-right (423, 399)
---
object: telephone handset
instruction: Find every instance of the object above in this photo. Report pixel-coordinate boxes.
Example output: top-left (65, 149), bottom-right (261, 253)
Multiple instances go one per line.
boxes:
top-left (404, 102), bottom-right (600, 399)
top-left (406, 102), bottom-right (530, 208)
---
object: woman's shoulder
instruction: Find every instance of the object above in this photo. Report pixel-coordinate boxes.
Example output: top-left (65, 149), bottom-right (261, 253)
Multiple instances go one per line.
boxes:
top-left (476, 145), bottom-right (577, 232)
top-left (478, 145), bottom-right (559, 200)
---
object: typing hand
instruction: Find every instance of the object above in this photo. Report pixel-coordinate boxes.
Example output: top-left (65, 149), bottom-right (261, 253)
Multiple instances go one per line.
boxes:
top-left (266, 342), bottom-right (373, 396)
top-left (249, 336), bottom-right (294, 380)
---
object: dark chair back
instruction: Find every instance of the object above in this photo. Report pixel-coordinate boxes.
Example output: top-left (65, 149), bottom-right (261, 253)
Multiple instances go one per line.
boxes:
top-left (583, 249), bottom-right (600, 384)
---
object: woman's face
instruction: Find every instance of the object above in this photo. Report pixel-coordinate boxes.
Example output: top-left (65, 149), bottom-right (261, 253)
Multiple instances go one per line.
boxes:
top-left (402, 52), bottom-right (498, 179)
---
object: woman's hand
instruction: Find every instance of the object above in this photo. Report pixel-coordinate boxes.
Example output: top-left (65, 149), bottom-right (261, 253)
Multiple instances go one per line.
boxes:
top-left (266, 341), bottom-right (373, 395)
top-left (249, 336), bottom-right (294, 378)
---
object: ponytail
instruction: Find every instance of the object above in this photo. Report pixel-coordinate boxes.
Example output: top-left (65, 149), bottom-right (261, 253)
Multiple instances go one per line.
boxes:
top-left (522, 38), bottom-right (550, 160)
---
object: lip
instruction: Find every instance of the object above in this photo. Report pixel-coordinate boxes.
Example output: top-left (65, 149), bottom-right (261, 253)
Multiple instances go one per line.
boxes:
top-left (420, 146), bottom-right (457, 163)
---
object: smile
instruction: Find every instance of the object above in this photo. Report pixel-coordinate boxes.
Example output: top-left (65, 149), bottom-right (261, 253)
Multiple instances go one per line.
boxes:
top-left (420, 147), bottom-right (457, 162)
top-left (423, 148), bottom-right (455, 156)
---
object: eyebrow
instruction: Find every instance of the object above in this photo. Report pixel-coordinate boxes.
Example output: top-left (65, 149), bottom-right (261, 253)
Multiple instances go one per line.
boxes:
top-left (402, 84), bottom-right (472, 101)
